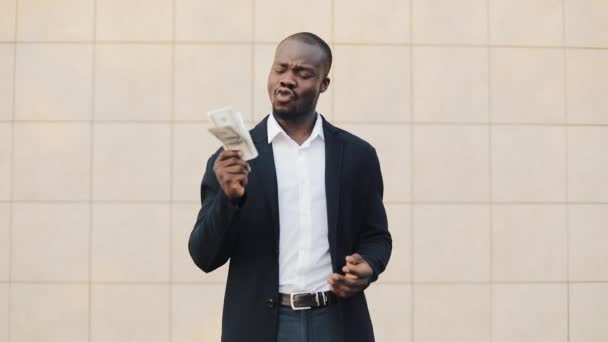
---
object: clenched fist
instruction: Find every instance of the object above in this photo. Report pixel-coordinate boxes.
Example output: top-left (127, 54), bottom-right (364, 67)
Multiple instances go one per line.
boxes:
top-left (328, 253), bottom-right (374, 298)
top-left (213, 150), bottom-right (250, 201)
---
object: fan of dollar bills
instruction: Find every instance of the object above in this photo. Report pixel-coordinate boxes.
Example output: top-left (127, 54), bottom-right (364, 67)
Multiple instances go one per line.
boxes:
top-left (207, 106), bottom-right (259, 161)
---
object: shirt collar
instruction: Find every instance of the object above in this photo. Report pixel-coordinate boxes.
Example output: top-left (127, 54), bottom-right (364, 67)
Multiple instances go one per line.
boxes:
top-left (267, 113), bottom-right (325, 145)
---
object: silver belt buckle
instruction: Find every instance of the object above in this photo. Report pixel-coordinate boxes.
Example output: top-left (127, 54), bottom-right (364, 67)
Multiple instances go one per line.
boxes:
top-left (290, 292), bottom-right (312, 311)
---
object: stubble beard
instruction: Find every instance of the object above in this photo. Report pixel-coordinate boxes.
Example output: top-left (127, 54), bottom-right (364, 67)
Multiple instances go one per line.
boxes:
top-left (272, 107), bottom-right (311, 122)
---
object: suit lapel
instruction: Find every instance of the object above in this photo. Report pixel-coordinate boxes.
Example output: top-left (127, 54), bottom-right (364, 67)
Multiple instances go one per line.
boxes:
top-left (249, 117), bottom-right (280, 250)
top-left (323, 118), bottom-right (343, 270)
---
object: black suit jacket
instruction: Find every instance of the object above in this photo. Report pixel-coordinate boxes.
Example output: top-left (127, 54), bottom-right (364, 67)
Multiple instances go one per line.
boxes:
top-left (189, 116), bottom-right (392, 342)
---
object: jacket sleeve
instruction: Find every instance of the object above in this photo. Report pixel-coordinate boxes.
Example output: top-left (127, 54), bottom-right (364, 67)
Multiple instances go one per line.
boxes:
top-left (188, 151), bottom-right (244, 273)
top-left (357, 148), bottom-right (392, 283)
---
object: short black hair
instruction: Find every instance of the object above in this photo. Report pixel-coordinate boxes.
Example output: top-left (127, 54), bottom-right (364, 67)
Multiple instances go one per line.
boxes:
top-left (280, 32), bottom-right (332, 76)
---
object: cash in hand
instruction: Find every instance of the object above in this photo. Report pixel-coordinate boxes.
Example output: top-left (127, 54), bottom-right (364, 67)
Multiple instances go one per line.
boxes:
top-left (207, 106), bottom-right (258, 161)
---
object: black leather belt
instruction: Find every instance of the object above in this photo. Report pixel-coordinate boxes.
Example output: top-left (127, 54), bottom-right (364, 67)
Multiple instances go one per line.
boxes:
top-left (279, 291), bottom-right (337, 310)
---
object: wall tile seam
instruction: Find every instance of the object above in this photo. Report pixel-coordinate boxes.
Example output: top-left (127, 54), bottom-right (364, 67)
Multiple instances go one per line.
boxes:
top-left (3, 41), bottom-right (608, 50)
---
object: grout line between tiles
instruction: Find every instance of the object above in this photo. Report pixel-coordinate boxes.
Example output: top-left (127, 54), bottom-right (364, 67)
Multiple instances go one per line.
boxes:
top-left (5, 200), bottom-right (608, 205)
top-left (562, 1), bottom-right (571, 340)
top-left (87, 1), bottom-right (98, 341)
top-left (250, 0), bottom-right (256, 123)
top-left (409, 1), bottom-right (415, 341)
top-left (487, 0), bottom-right (494, 341)
top-left (7, 0), bottom-right (18, 341)
top-left (3, 40), bottom-right (608, 50)
top-left (168, 1), bottom-right (177, 341)
top-left (2, 280), bottom-right (608, 285)
top-left (7, 119), bottom-right (608, 127)
top-left (6, 119), bottom-right (608, 127)
top-left (3, 199), bottom-right (189, 204)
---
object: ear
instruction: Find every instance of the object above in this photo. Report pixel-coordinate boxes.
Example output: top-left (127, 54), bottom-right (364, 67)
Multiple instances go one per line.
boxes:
top-left (320, 77), bottom-right (330, 93)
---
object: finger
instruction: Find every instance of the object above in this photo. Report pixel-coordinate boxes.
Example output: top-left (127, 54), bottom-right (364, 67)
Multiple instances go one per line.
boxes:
top-left (329, 275), bottom-right (359, 299)
top-left (223, 164), bottom-right (250, 175)
top-left (345, 253), bottom-right (364, 265)
top-left (332, 287), bottom-right (347, 298)
top-left (330, 273), bottom-right (365, 291)
top-left (344, 263), bottom-right (373, 279)
top-left (225, 174), bottom-right (248, 187)
top-left (332, 284), bottom-right (355, 299)
top-left (228, 179), bottom-right (243, 190)
top-left (328, 273), bottom-right (341, 283)
top-left (217, 150), bottom-right (243, 162)
top-left (239, 175), bottom-right (248, 188)
top-left (232, 174), bottom-right (248, 183)
top-left (217, 157), bottom-right (248, 168)
top-left (228, 174), bottom-right (247, 195)
top-left (345, 272), bottom-right (358, 280)
top-left (341, 275), bottom-right (366, 289)
top-left (328, 273), bottom-right (344, 287)
top-left (342, 265), bottom-right (361, 278)
top-left (231, 186), bottom-right (245, 198)
top-left (329, 284), bottom-right (349, 299)
top-left (342, 265), bottom-right (352, 275)
top-left (328, 280), bottom-right (347, 298)
top-left (227, 181), bottom-right (245, 197)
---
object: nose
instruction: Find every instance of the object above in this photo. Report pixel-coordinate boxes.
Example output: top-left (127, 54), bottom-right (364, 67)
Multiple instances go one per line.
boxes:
top-left (279, 73), bottom-right (296, 89)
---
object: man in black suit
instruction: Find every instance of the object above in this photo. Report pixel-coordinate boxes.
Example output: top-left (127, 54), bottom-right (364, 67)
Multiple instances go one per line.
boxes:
top-left (189, 32), bottom-right (391, 342)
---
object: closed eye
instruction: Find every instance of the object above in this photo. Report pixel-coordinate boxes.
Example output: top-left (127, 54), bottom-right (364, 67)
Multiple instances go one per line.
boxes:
top-left (298, 71), bottom-right (314, 78)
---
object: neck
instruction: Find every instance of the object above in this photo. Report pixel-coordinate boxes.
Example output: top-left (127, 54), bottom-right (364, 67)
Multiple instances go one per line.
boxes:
top-left (273, 111), bottom-right (317, 145)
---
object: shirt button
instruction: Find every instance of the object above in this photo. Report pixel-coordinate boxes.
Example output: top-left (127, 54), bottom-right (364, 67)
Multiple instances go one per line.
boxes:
top-left (266, 298), bottom-right (276, 308)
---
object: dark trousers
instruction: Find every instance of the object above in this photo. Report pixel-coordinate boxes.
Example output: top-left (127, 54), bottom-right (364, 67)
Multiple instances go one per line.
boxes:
top-left (276, 305), bottom-right (339, 342)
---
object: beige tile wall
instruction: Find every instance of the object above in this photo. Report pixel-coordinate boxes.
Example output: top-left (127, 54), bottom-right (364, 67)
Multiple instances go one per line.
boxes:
top-left (0, 1), bottom-right (607, 342)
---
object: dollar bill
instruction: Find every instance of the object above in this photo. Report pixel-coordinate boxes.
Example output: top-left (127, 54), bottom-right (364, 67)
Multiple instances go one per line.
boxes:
top-left (208, 106), bottom-right (238, 128)
top-left (208, 106), bottom-right (258, 160)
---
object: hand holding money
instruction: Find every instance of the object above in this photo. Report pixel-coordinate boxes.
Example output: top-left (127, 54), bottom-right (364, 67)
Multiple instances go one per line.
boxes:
top-left (213, 150), bottom-right (250, 201)
top-left (208, 107), bottom-right (258, 161)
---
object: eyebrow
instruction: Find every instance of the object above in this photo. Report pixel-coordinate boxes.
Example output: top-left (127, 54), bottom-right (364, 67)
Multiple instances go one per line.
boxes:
top-left (275, 62), bottom-right (316, 71)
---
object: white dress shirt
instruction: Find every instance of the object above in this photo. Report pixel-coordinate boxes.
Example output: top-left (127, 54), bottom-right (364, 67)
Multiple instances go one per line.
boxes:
top-left (267, 113), bottom-right (332, 294)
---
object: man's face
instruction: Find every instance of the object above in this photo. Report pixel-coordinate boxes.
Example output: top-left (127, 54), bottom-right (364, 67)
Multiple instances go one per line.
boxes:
top-left (267, 39), bottom-right (330, 119)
